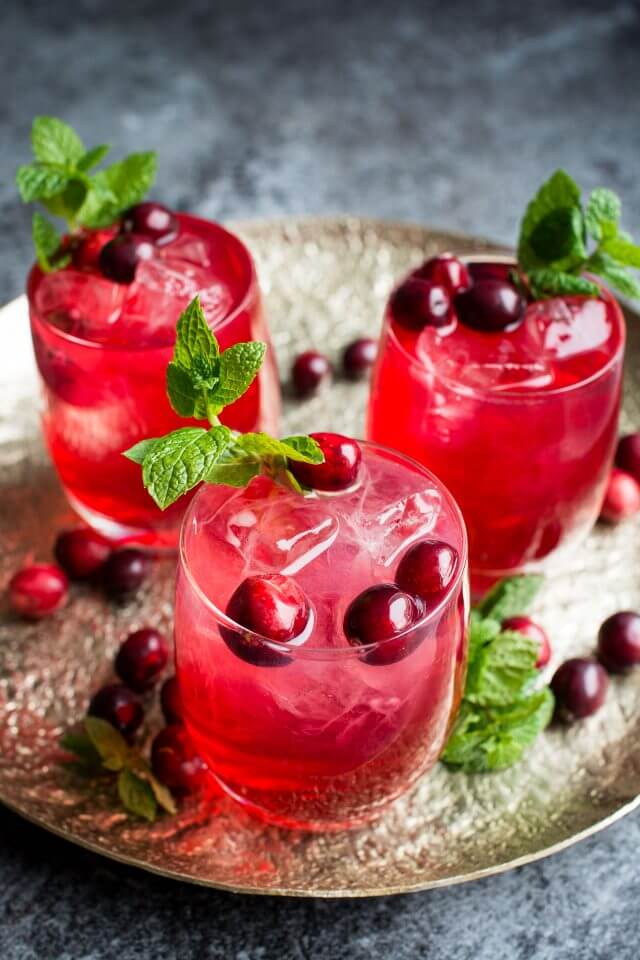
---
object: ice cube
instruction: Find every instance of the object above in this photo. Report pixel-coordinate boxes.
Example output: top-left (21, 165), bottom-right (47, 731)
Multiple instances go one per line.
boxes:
top-left (356, 486), bottom-right (442, 568)
top-left (34, 269), bottom-right (127, 342)
top-left (527, 296), bottom-right (612, 359)
top-left (158, 234), bottom-right (212, 268)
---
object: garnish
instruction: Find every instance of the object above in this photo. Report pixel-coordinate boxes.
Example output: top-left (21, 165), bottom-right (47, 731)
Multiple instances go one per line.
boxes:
top-left (16, 116), bottom-right (157, 272)
top-left (61, 716), bottom-right (176, 822)
top-left (123, 296), bottom-right (323, 507)
top-left (517, 170), bottom-right (640, 300)
top-left (442, 575), bottom-right (554, 773)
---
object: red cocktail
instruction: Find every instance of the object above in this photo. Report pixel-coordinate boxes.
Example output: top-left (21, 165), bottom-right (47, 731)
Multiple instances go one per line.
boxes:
top-left (175, 440), bottom-right (468, 829)
top-left (28, 214), bottom-right (279, 549)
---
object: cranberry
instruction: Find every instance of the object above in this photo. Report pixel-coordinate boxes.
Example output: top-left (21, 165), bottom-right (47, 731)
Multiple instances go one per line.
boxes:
top-left (615, 433), bottom-right (640, 483)
top-left (390, 278), bottom-right (452, 331)
top-left (72, 229), bottom-right (117, 271)
top-left (395, 539), bottom-right (459, 603)
top-left (344, 583), bottom-right (425, 665)
top-left (102, 549), bottom-right (151, 598)
top-left (501, 616), bottom-right (551, 668)
top-left (342, 338), bottom-right (377, 380)
top-left (599, 468), bottom-right (640, 523)
top-left (8, 564), bottom-right (68, 619)
top-left (413, 254), bottom-right (471, 295)
top-left (54, 528), bottom-right (112, 580)
top-left (550, 658), bottom-right (608, 720)
top-left (289, 432), bottom-right (361, 491)
top-left (597, 611), bottom-right (640, 672)
top-left (160, 676), bottom-right (182, 724)
top-left (221, 574), bottom-right (310, 666)
top-left (114, 628), bottom-right (169, 692)
top-left (455, 279), bottom-right (525, 332)
top-left (122, 202), bottom-right (178, 245)
top-left (88, 683), bottom-right (143, 740)
top-left (291, 350), bottom-right (332, 397)
top-left (468, 261), bottom-right (512, 283)
top-left (151, 724), bottom-right (209, 795)
top-left (99, 234), bottom-right (154, 284)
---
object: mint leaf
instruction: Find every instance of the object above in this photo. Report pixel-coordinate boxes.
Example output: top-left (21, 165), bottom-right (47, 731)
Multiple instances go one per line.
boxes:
top-left (527, 269), bottom-right (599, 300)
top-left (207, 342), bottom-right (266, 413)
top-left (527, 205), bottom-right (587, 269)
top-left (130, 763), bottom-right (177, 815)
top-left (122, 438), bottom-right (159, 465)
top-left (82, 152), bottom-right (157, 227)
top-left (173, 296), bottom-right (219, 371)
top-left (205, 462), bottom-right (261, 487)
top-left (16, 165), bottom-right (70, 202)
top-left (31, 116), bottom-right (85, 166)
top-left (117, 768), bottom-right (157, 822)
top-left (77, 144), bottom-right (111, 172)
top-left (142, 425), bottom-right (232, 509)
top-left (585, 187), bottom-right (621, 242)
top-left (518, 170), bottom-right (582, 271)
top-left (166, 364), bottom-right (201, 418)
top-left (84, 717), bottom-right (131, 772)
top-left (280, 435), bottom-right (324, 464)
top-left (60, 731), bottom-right (102, 768)
top-left (234, 433), bottom-right (323, 463)
top-left (588, 252), bottom-right (640, 299)
top-left (466, 629), bottom-right (538, 707)
top-left (166, 297), bottom-right (221, 418)
top-left (477, 574), bottom-right (543, 623)
top-left (599, 235), bottom-right (640, 269)
top-left (32, 212), bottom-right (66, 273)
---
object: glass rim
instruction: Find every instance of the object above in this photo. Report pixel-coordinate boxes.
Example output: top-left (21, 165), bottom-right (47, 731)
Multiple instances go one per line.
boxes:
top-left (386, 253), bottom-right (626, 401)
top-left (26, 212), bottom-right (259, 354)
top-left (178, 439), bottom-right (468, 660)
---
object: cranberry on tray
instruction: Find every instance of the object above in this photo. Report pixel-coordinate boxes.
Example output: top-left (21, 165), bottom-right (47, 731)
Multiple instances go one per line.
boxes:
top-left (597, 611), bottom-right (640, 672)
top-left (54, 528), bottom-right (111, 580)
top-left (291, 350), bottom-right (332, 398)
top-left (88, 683), bottom-right (144, 741)
top-left (501, 615), bottom-right (551, 669)
top-left (550, 658), bottom-right (608, 721)
top-left (102, 549), bottom-right (152, 598)
top-left (8, 564), bottom-right (68, 619)
top-left (599, 468), bottom-right (640, 523)
top-left (115, 628), bottom-right (169, 693)
top-left (342, 338), bottom-right (377, 380)
top-left (151, 724), bottom-right (209, 795)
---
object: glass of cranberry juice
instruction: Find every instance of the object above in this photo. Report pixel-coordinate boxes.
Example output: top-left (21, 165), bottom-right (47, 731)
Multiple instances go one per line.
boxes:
top-left (174, 441), bottom-right (468, 830)
top-left (367, 256), bottom-right (625, 590)
top-left (28, 214), bottom-right (280, 550)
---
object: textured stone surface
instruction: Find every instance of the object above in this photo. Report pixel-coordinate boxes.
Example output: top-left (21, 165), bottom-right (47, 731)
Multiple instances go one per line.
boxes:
top-left (1, 0), bottom-right (640, 956)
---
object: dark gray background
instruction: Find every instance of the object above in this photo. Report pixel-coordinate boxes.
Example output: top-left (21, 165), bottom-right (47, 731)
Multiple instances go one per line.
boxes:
top-left (2, 1), bottom-right (640, 957)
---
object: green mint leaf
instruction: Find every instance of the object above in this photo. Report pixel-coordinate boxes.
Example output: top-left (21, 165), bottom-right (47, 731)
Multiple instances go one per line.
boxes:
top-left (466, 629), bottom-right (538, 707)
top-left (130, 763), bottom-right (177, 815)
top-left (205, 462), bottom-right (261, 487)
top-left (599, 235), bottom-right (640, 269)
top-left (117, 768), bottom-right (157, 822)
top-left (16, 164), bottom-right (70, 202)
top-left (166, 297), bottom-right (221, 418)
top-left (41, 181), bottom-right (87, 224)
top-left (76, 144), bottom-right (111, 172)
top-left (528, 269), bottom-right (600, 300)
top-left (518, 169), bottom-right (582, 272)
top-left (166, 363), bottom-right (200, 418)
top-left (60, 731), bottom-right (102, 768)
top-left (527, 205), bottom-right (587, 270)
top-left (588, 252), bottom-right (640, 300)
top-left (207, 341), bottom-right (266, 413)
top-left (585, 187), bottom-right (621, 242)
top-left (142, 425), bottom-right (232, 509)
top-left (122, 438), bottom-right (159, 465)
top-left (477, 574), bottom-right (544, 623)
top-left (81, 152), bottom-right (157, 227)
top-left (173, 296), bottom-right (219, 370)
top-left (466, 612), bottom-right (501, 668)
top-left (234, 433), bottom-right (324, 464)
top-left (280, 435), bottom-right (324, 464)
top-left (84, 716), bottom-right (131, 772)
top-left (31, 116), bottom-right (85, 166)
top-left (75, 179), bottom-right (119, 229)
top-left (32, 212), bottom-right (65, 272)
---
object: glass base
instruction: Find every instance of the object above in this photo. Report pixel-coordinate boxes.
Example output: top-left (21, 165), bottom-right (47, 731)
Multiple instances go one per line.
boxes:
top-left (65, 489), bottom-right (179, 553)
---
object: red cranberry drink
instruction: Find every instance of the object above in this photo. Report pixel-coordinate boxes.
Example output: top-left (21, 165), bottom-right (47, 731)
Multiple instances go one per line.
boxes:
top-left (175, 437), bottom-right (468, 829)
top-left (19, 119), bottom-right (279, 549)
top-left (368, 172), bottom-right (636, 589)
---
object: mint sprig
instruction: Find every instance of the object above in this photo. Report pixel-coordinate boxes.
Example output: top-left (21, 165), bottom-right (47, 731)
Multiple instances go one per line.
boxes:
top-left (442, 575), bottom-right (554, 773)
top-left (124, 296), bottom-right (323, 507)
top-left (517, 170), bottom-right (640, 300)
top-left (17, 116), bottom-right (157, 271)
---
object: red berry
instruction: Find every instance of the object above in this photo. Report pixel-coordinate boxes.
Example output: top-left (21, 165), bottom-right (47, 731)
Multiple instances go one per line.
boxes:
top-left (72, 229), bottom-right (117, 271)
top-left (615, 433), bottom-right (640, 484)
top-left (99, 234), bottom-right (154, 284)
top-left (413, 254), bottom-right (471, 295)
top-left (599, 468), bottom-right (640, 523)
top-left (344, 583), bottom-right (425, 665)
top-left (289, 432), bottom-right (361, 491)
top-left (550, 658), bottom-right (608, 720)
top-left (390, 278), bottom-right (452, 331)
top-left (455, 279), bottom-right (524, 332)
top-left (501, 615), bottom-right (551, 668)
top-left (151, 724), bottom-right (209, 795)
top-left (122, 202), bottom-right (178, 244)
top-left (291, 350), bottom-right (332, 397)
top-left (102, 549), bottom-right (151, 598)
top-left (115, 628), bottom-right (169, 692)
top-left (395, 539), bottom-right (459, 603)
top-left (342, 338), bottom-right (377, 380)
top-left (597, 611), bottom-right (640, 672)
top-left (160, 676), bottom-right (182, 724)
top-left (88, 683), bottom-right (143, 740)
top-left (8, 564), bottom-right (68, 619)
top-left (54, 528), bottom-right (112, 580)
top-left (221, 574), bottom-right (310, 666)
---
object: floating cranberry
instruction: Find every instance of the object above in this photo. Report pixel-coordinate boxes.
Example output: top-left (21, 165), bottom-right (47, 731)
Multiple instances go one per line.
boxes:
top-left (102, 549), bottom-right (151, 598)
top-left (342, 338), bottom-right (377, 380)
top-left (597, 611), bottom-right (640, 672)
top-left (413, 254), bottom-right (471, 295)
top-left (221, 574), bottom-right (310, 666)
top-left (88, 683), bottom-right (143, 740)
top-left (72, 229), bottom-right (117, 271)
top-left (54, 528), bottom-right (112, 580)
top-left (151, 724), bottom-right (209, 794)
top-left (8, 564), bottom-right (68, 620)
top-left (344, 583), bottom-right (425, 665)
top-left (122, 202), bottom-right (178, 245)
top-left (390, 278), bottom-right (452, 331)
top-left (395, 539), bottom-right (459, 603)
top-left (99, 234), bottom-right (154, 284)
top-left (502, 615), bottom-right (551, 668)
top-left (160, 676), bottom-right (182, 724)
top-left (550, 658), bottom-right (608, 720)
top-left (615, 433), bottom-right (640, 484)
top-left (468, 261), bottom-right (512, 283)
top-left (599, 468), bottom-right (640, 523)
top-left (455, 279), bottom-right (525, 332)
top-left (289, 432), bottom-right (361, 491)
top-left (291, 350), bottom-right (332, 397)
top-left (115, 628), bottom-right (168, 693)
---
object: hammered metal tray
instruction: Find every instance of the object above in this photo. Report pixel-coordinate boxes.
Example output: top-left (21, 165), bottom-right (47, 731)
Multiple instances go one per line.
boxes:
top-left (1, 217), bottom-right (639, 898)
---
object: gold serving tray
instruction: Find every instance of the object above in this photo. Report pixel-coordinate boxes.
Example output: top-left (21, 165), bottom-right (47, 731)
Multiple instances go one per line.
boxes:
top-left (0, 217), bottom-right (639, 897)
